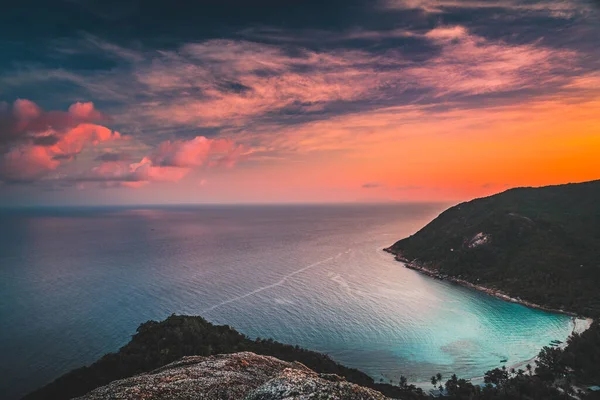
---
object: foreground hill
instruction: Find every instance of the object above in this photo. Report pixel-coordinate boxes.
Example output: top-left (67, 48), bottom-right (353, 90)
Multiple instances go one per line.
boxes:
top-left (76, 352), bottom-right (393, 400)
top-left (24, 315), bottom-right (418, 400)
top-left (387, 180), bottom-right (600, 316)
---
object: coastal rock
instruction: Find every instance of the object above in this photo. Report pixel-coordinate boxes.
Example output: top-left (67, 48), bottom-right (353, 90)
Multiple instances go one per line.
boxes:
top-left (76, 352), bottom-right (395, 400)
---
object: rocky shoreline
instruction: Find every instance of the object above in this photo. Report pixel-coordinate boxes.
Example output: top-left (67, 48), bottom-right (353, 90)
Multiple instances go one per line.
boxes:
top-left (383, 247), bottom-right (591, 321)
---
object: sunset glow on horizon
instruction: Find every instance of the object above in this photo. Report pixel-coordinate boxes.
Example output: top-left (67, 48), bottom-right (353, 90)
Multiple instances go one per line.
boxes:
top-left (1, 0), bottom-right (599, 205)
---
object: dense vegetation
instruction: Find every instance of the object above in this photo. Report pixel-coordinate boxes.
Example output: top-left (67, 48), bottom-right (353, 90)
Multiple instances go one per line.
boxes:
top-left (388, 180), bottom-right (600, 316)
top-left (23, 315), bottom-right (422, 400)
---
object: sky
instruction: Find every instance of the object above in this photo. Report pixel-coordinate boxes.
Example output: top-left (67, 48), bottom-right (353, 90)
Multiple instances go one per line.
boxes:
top-left (0, 0), bottom-right (599, 205)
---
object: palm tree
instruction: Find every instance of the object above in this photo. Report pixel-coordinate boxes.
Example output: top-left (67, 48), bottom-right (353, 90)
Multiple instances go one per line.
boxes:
top-left (526, 363), bottom-right (533, 376)
top-left (431, 375), bottom-right (438, 387)
top-left (399, 376), bottom-right (408, 389)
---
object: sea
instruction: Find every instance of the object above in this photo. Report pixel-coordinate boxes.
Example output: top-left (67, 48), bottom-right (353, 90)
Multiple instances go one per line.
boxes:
top-left (0, 204), bottom-right (573, 399)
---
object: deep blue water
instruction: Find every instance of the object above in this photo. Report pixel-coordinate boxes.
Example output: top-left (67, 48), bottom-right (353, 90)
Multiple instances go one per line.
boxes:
top-left (0, 204), bottom-right (572, 399)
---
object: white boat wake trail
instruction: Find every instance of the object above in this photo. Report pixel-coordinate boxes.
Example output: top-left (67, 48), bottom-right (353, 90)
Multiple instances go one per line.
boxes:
top-left (203, 250), bottom-right (349, 313)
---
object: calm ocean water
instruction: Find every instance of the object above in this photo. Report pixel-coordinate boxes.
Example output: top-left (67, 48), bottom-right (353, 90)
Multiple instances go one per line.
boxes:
top-left (0, 204), bottom-right (572, 399)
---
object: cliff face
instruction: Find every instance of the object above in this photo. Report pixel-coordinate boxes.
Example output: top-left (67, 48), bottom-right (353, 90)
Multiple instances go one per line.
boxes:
top-left (76, 352), bottom-right (394, 400)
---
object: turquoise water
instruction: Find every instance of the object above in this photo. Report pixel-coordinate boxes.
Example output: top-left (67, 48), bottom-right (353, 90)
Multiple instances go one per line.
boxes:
top-left (0, 204), bottom-right (572, 399)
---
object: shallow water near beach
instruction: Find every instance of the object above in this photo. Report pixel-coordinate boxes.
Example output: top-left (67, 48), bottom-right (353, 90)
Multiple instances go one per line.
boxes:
top-left (0, 204), bottom-right (573, 399)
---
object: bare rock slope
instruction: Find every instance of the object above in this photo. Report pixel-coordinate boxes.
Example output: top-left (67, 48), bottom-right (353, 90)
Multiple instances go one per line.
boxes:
top-left (76, 352), bottom-right (395, 400)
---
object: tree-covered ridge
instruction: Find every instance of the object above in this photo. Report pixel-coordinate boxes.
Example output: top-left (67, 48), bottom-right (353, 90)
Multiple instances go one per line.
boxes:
top-left (388, 180), bottom-right (600, 316)
top-left (23, 315), bottom-right (422, 400)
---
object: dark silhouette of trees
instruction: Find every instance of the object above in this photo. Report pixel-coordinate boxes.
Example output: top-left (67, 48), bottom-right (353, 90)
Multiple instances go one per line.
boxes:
top-left (536, 346), bottom-right (566, 382)
top-left (526, 363), bottom-right (533, 375)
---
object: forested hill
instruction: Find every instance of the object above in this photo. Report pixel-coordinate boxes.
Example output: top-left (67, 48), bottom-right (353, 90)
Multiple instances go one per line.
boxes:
top-left (387, 180), bottom-right (600, 317)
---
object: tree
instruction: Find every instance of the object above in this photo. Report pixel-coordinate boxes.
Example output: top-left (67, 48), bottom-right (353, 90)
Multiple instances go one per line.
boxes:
top-left (484, 368), bottom-right (508, 385)
top-left (445, 374), bottom-right (478, 398)
top-left (536, 346), bottom-right (566, 382)
top-left (398, 375), bottom-right (408, 389)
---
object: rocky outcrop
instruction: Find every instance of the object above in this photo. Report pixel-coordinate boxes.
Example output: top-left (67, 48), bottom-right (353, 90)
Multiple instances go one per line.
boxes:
top-left (76, 352), bottom-right (395, 400)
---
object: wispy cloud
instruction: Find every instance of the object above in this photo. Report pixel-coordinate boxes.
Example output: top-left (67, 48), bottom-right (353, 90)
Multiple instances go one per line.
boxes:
top-left (32, 26), bottom-right (578, 141)
top-left (382, 0), bottom-right (593, 18)
top-left (362, 182), bottom-right (384, 189)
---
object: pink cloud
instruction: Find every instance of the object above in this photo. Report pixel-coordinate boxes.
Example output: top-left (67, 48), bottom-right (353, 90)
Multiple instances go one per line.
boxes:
top-left (129, 157), bottom-right (190, 182)
top-left (132, 41), bottom-right (395, 127)
top-left (1, 99), bottom-right (243, 186)
top-left (1, 99), bottom-right (109, 139)
top-left (126, 31), bottom-right (576, 132)
top-left (150, 136), bottom-right (242, 168)
top-left (50, 123), bottom-right (121, 157)
top-left (12, 99), bottom-right (42, 121)
top-left (425, 26), bottom-right (468, 41)
top-left (404, 26), bottom-right (577, 95)
top-left (68, 102), bottom-right (108, 121)
top-left (85, 136), bottom-right (242, 188)
top-left (0, 100), bottom-right (121, 182)
top-left (0, 145), bottom-right (60, 182)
